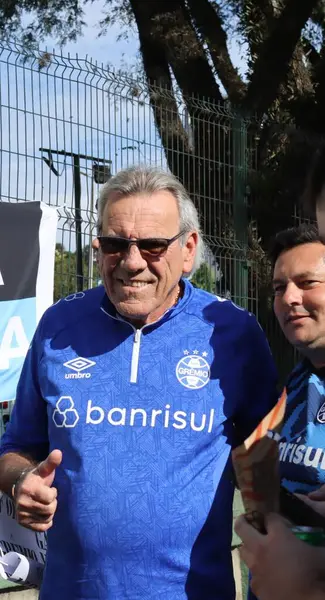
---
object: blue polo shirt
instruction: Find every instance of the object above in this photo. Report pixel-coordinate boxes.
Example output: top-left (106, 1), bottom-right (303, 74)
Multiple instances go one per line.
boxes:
top-left (0, 280), bottom-right (278, 599)
top-left (249, 360), bottom-right (325, 600)
top-left (280, 360), bottom-right (325, 493)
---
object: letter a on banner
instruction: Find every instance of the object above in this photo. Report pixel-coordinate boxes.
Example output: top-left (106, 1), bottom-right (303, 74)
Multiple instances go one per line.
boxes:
top-left (0, 201), bottom-right (57, 403)
top-left (0, 317), bottom-right (29, 370)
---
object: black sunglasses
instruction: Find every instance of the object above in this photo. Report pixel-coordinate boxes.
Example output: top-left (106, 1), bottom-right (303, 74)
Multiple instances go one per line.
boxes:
top-left (97, 230), bottom-right (186, 258)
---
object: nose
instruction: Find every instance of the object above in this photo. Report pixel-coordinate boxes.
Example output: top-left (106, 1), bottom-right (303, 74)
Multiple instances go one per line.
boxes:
top-left (282, 282), bottom-right (303, 306)
top-left (120, 243), bottom-right (147, 272)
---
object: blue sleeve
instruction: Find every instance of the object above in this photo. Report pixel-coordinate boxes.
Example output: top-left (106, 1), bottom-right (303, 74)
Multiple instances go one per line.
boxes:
top-left (0, 316), bottom-right (49, 462)
top-left (234, 312), bottom-right (279, 445)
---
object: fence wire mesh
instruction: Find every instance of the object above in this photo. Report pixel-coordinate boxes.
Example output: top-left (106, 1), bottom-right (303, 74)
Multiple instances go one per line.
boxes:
top-left (0, 39), bottom-right (310, 385)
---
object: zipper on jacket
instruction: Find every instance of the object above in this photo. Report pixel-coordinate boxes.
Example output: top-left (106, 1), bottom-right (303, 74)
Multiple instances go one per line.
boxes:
top-left (100, 303), bottom-right (177, 384)
top-left (130, 328), bottom-right (142, 384)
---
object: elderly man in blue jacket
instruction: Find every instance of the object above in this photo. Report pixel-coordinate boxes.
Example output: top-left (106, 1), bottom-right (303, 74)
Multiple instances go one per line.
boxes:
top-left (0, 165), bottom-right (277, 600)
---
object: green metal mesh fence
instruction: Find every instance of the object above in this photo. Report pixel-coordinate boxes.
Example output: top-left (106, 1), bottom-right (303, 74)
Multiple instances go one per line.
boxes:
top-left (3, 38), bottom-right (319, 598)
top-left (0, 39), bottom-right (304, 386)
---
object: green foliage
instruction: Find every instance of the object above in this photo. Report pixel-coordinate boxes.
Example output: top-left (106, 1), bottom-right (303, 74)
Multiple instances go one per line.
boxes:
top-left (2, 0), bottom-right (325, 249)
top-left (191, 263), bottom-right (216, 293)
top-left (54, 244), bottom-right (100, 302)
top-left (0, 0), bottom-right (87, 47)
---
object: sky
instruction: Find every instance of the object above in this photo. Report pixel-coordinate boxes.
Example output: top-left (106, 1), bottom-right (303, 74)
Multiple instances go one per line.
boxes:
top-left (40, 3), bottom-right (140, 71)
top-left (42, 1), bottom-right (247, 77)
top-left (0, 1), bottom-right (247, 281)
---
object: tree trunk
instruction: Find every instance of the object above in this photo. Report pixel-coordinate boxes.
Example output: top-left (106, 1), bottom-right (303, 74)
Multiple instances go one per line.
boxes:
top-left (243, 0), bottom-right (319, 115)
top-left (129, 0), bottom-right (230, 244)
top-left (130, 0), bottom-right (193, 188)
top-left (130, 0), bottom-right (222, 101)
top-left (187, 0), bottom-right (246, 102)
top-left (314, 49), bottom-right (325, 133)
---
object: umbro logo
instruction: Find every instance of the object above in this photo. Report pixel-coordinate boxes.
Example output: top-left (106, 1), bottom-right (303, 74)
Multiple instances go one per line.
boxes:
top-left (63, 357), bottom-right (96, 379)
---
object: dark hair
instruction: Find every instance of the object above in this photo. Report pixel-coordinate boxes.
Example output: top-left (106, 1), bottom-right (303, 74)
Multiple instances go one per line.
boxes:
top-left (303, 144), bottom-right (325, 215)
top-left (270, 223), bottom-right (322, 267)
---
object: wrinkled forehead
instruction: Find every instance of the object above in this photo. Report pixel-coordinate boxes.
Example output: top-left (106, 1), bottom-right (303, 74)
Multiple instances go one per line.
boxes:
top-left (102, 190), bottom-right (180, 235)
top-left (273, 242), bottom-right (325, 280)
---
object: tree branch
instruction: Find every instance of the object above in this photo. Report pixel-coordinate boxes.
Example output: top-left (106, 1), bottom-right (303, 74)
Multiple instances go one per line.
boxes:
top-left (130, 0), bottom-right (192, 186)
top-left (313, 49), bottom-right (325, 132)
top-left (187, 0), bottom-right (246, 103)
top-left (129, 0), bottom-right (231, 242)
top-left (301, 36), bottom-right (321, 69)
top-left (149, 0), bottom-right (223, 101)
top-left (243, 0), bottom-right (318, 115)
top-left (237, 0), bottom-right (277, 65)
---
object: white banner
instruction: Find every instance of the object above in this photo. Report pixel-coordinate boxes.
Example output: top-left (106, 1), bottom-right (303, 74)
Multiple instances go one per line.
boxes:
top-left (0, 201), bottom-right (58, 404)
top-left (0, 493), bottom-right (46, 586)
top-left (0, 493), bottom-right (46, 564)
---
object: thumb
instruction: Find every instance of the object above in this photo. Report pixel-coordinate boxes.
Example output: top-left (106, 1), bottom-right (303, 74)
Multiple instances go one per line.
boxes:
top-left (295, 492), bottom-right (316, 506)
top-left (308, 485), bottom-right (325, 500)
top-left (296, 492), bottom-right (322, 508)
top-left (35, 449), bottom-right (62, 484)
top-left (295, 492), bottom-right (325, 518)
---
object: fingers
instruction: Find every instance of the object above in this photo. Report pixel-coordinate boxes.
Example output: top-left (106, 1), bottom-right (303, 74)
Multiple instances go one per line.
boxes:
top-left (15, 483), bottom-right (58, 532)
top-left (18, 473), bottom-right (57, 504)
top-left (235, 515), bottom-right (266, 571)
top-left (235, 513), bottom-right (291, 572)
top-left (234, 515), bottom-right (263, 551)
top-left (235, 513), bottom-right (288, 544)
top-left (17, 517), bottom-right (54, 532)
top-left (308, 485), bottom-right (325, 500)
top-left (296, 493), bottom-right (316, 507)
top-left (239, 544), bottom-right (255, 570)
top-left (263, 513), bottom-right (294, 541)
top-left (295, 493), bottom-right (325, 518)
top-left (35, 449), bottom-right (62, 481)
top-left (17, 496), bottom-right (57, 518)
top-left (14, 451), bottom-right (62, 533)
top-left (18, 509), bottom-right (55, 524)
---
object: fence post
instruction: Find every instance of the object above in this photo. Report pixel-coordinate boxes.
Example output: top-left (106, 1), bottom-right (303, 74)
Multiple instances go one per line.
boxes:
top-left (232, 115), bottom-right (248, 309)
top-left (72, 154), bottom-right (84, 292)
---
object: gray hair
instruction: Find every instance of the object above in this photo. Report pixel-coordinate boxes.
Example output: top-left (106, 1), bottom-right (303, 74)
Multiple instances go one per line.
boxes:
top-left (97, 165), bottom-right (204, 274)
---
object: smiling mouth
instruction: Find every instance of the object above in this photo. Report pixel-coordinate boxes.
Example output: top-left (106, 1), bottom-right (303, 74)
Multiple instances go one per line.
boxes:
top-left (285, 315), bottom-right (309, 324)
top-left (118, 280), bottom-right (149, 288)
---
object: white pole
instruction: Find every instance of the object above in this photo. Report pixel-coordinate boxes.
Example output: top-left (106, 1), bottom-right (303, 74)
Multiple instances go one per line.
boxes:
top-left (88, 176), bottom-right (95, 288)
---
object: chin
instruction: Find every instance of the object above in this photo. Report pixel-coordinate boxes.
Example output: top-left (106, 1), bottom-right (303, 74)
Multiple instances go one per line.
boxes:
top-left (116, 300), bottom-right (149, 318)
top-left (292, 337), bottom-right (314, 351)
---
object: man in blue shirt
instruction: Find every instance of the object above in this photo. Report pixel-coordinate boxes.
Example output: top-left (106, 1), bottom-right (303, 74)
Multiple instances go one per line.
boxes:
top-left (236, 144), bottom-right (325, 600)
top-left (246, 223), bottom-right (325, 600)
top-left (0, 166), bottom-right (278, 599)
top-left (271, 223), bottom-right (325, 494)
